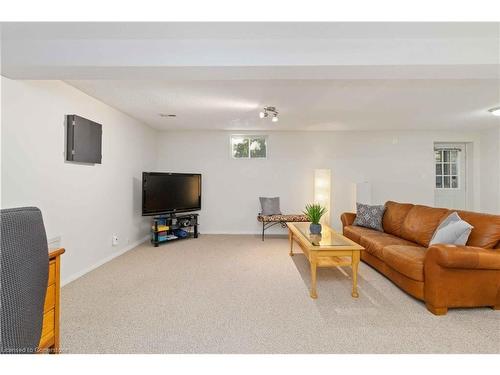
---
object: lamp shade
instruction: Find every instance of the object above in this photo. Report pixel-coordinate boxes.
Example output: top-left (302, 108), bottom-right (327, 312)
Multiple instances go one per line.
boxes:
top-left (314, 169), bottom-right (331, 225)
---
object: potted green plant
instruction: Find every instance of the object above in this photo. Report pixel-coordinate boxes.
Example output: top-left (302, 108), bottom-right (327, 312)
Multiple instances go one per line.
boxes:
top-left (303, 203), bottom-right (327, 234)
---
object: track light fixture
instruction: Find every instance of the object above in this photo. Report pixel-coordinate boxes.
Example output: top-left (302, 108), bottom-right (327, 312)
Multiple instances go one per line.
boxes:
top-left (259, 106), bottom-right (279, 122)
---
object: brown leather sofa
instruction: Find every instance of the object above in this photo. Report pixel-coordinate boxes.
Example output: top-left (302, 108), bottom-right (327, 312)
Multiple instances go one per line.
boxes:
top-left (341, 201), bottom-right (500, 315)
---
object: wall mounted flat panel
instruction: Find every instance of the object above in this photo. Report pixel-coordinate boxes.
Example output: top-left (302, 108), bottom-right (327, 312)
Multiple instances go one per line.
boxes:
top-left (66, 115), bottom-right (102, 164)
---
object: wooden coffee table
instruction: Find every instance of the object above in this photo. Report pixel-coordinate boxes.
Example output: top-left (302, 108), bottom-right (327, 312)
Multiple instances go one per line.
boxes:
top-left (287, 222), bottom-right (364, 299)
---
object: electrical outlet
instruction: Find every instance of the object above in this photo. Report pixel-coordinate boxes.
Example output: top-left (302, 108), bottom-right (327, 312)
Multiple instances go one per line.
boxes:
top-left (112, 235), bottom-right (119, 246)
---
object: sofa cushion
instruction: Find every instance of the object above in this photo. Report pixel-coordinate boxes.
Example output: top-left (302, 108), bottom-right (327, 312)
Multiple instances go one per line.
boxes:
top-left (344, 225), bottom-right (419, 260)
top-left (400, 205), bottom-right (449, 247)
top-left (358, 232), bottom-right (419, 261)
top-left (343, 225), bottom-right (380, 244)
top-left (383, 245), bottom-right (427, 281)
top-left (382, 201), bottom-right (414, 237)
top-left (455, 210), bottom-right (500, 249)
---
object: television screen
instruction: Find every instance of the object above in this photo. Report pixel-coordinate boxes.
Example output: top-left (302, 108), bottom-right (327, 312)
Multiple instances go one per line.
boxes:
top-left (66, 114), bottom-right (102, 164)
top-left (142, 172), bottom-right (202, 216)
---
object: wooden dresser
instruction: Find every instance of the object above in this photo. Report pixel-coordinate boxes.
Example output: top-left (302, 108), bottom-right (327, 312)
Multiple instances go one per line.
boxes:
top-left (38, 248), bottom-right (65, 353)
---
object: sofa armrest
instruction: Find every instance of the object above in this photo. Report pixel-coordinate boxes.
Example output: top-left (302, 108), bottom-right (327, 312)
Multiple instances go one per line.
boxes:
top-left (425, 244), bottom-right (500, 270)
top-left (340, 212), bottom-right (356, 228)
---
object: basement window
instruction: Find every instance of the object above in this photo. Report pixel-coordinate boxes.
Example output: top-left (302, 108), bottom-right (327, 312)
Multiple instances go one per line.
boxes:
top-left (231, 135), bottom-right (267, 159)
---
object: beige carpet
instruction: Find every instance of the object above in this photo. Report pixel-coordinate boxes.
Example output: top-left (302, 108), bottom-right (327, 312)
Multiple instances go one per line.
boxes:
top-left (60, 235), bottom-right (500, 353)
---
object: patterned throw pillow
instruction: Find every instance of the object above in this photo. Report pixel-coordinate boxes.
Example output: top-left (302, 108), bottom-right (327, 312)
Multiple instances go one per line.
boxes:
top-left (353, 202), bottom-right (386, 232)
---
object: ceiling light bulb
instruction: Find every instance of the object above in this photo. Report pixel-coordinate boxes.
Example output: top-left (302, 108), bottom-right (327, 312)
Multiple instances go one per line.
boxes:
top-left (489, 107), bottom-right (500, 116)
top-left (259, 111), bottom-right (266, 119)
top-left (272, 116), bottom-right (279, 123)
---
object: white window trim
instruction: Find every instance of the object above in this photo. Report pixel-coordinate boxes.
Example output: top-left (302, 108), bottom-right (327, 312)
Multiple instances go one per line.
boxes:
top-left (230, 134), bottom-right (268, 159)
top-left (434, 147), bottom-right (461, 190)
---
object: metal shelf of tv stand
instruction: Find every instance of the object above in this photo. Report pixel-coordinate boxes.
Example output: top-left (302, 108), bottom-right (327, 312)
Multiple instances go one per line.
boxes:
top-left (151, 213), bottom-right (199, 247)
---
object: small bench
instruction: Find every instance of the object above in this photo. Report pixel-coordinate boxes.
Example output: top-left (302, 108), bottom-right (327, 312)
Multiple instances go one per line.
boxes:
top-left (257, 214), bottom-right (309, 241)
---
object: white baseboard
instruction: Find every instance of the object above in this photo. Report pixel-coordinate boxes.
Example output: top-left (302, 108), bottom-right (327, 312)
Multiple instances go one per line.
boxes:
top-left (200, 230), bottom-right (287, 236)
top-left (61, 235), bottom-right (149, 287)
top-left (200, 229), bottom-right (280, 235)
top-left (200, 227), bottom-right (342, 235)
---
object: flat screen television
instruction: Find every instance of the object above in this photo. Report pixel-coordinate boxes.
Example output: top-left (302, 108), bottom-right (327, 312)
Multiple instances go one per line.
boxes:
top-left (142, 172), bottom-right (202, 216)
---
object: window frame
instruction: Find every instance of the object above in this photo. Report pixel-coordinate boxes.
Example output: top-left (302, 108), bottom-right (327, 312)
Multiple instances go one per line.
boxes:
top-left (230, 134), bottom-right (268, 160)
top-left (434, 147), bottom-right (461, 190)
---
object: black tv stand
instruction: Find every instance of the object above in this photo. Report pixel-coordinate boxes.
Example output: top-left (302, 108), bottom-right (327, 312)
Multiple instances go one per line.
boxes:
top-left (151, 213), bottom-right (199, 247)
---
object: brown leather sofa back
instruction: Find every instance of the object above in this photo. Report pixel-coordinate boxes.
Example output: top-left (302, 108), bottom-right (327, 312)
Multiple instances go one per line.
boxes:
top-left (400, 205), bottom-right (449, 247)
top-left (455, 210), bottom-right (500, 249)
top-left (382, 202), bottom-right (500, 249)
top-left (382, 201), bottom-right (414, 237)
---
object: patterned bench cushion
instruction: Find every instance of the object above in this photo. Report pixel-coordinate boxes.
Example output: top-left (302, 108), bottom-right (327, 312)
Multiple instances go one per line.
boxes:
top-left (257, 214), bottom-right (309, 223)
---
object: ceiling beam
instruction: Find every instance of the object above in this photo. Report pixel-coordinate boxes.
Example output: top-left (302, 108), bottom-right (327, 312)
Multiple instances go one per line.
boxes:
top-left (2, 37), bottom-right (498, 79)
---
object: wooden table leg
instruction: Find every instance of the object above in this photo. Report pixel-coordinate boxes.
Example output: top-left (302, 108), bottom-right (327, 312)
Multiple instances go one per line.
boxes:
top-left (289, 230), bottom-right (294, 256)
top-left (310, 255), bottom-right (318, 299)
top-left (351, 251), bottom-right (360, 298)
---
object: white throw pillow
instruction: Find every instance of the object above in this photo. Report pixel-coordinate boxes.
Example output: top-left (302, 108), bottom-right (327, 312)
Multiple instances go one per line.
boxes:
top-left (429, 212), bottom-right (473, 246)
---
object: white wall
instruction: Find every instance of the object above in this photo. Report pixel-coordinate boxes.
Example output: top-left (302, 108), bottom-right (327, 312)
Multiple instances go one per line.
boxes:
top-left (1, 76), bottom-right (495, 285)
top-left (1, 78), bottom-right (157, 284)
top-left (480, 127), bottom-right (500, 214)
top-left (156, 130), bottom-right (482, 234)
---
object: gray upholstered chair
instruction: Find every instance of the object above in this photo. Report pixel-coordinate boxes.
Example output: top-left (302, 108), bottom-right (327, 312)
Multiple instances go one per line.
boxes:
top-left (0, 207), bottom-right (49, 354)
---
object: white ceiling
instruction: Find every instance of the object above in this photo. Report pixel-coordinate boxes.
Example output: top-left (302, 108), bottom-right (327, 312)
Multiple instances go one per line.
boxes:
top-left (66, 79), bottom-right (499, 131)
top-left (2, 22), bottom-right (499, 131)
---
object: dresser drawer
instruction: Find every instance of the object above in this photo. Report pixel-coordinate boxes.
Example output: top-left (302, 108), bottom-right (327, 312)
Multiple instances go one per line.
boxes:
top-left (39, 248), bottom-right (64, 353)
top-left (48, 261), bottom-right (56, 286)
top-left (43, 284), bottom-right (55, 313)
top-left (40, 308), bottom-right (55, 341)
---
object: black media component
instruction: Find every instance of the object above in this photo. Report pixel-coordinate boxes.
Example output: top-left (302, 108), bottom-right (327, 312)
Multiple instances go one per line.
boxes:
top-left (151, 213), bottom-right (199, 247)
